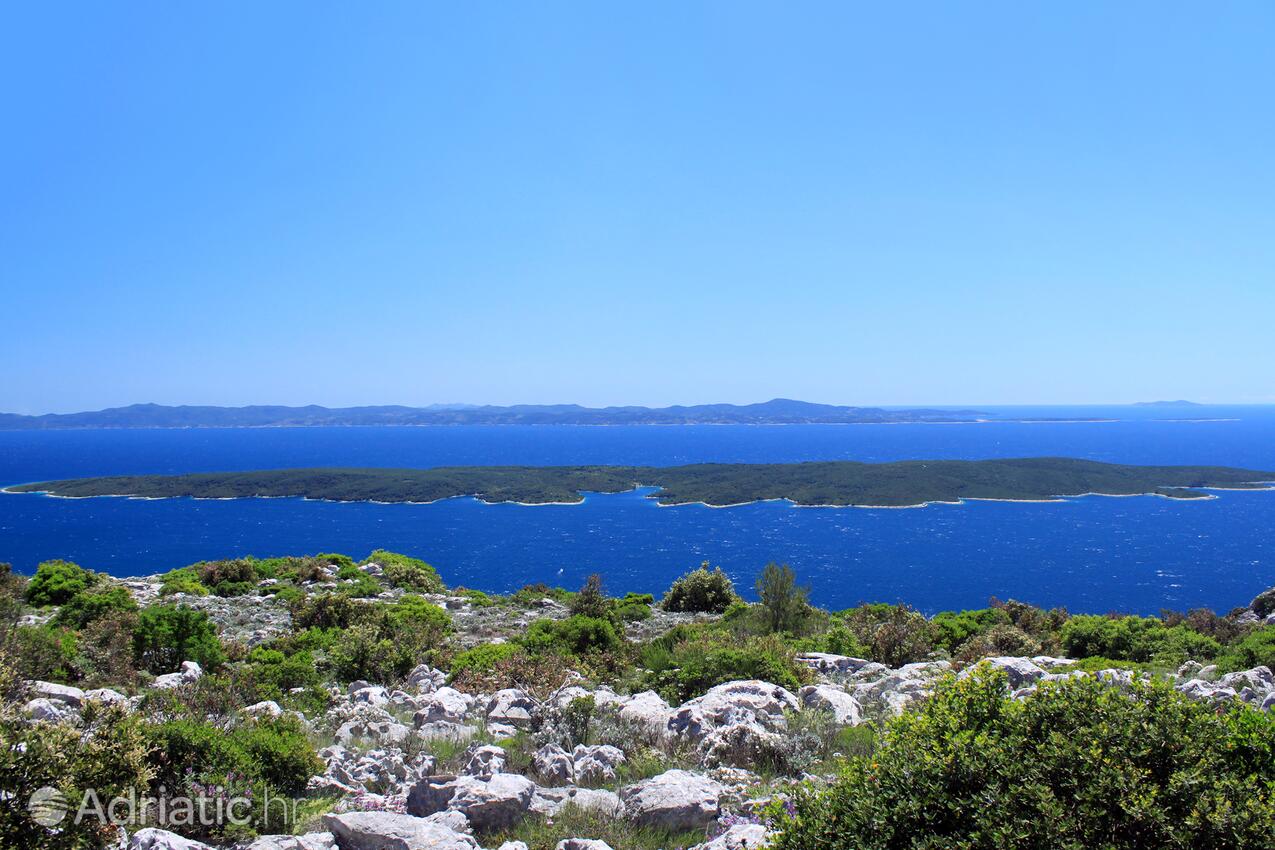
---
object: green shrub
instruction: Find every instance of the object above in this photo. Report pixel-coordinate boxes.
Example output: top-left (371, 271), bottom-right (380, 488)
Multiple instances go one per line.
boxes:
top-left (771, 668), bottom-right (1275, 849)
top-left (132, 604), bottom-right (224, 672)
top-left (14, 624), bottom-right (80, 682)
top-left (244, 646), bottom-right (322, 699)
top-left (328, 600), bottom-right (450, 684)
top-left (932, 607), bottom-right (1010, 651)
top-left (1060, 614), bottom-right (1222, 665)
top-left (291, 591), bottom-right (357, 630)
top-left (194, 558), bottom-right (258, 596)
top-left (50, 585), bottom-right (138, 629)
top-left (570, 574), bottom-right (612, 620)
top-left (1216, 626), bottom-right (1275, 672)
top-left (24, 559), bottom-right (97, 607)
top-left (510, 583), bottom-right (575, 607)
top-left (524, 615), bottom-right (621, 656)
top-left (661, 562), bottom-right (740, 613)
top-left (367, 549), bottom-right (444, 593)
top-left (953, 624), bottom-right (1042, 665)
top-left (842, 603), bottom-right (937, 667)
top-left (158, 566), bottom-right (209, 596)
top-left (0, 700), bottom-right (153, 850)
top-left (336, 564), bottom-right (383, 597)
top-left (640, 626), bottom-right (805, 703)
top-left (455, 587), bottom-right (497, 607)
top-left (449, 642), bottom-right (521, 677)
top-left (146, 714), bottom-right (322, 841)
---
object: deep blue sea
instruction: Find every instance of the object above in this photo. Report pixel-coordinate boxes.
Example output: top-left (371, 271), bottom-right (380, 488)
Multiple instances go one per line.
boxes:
top-left (3, 405), bottom-right (1275, 615)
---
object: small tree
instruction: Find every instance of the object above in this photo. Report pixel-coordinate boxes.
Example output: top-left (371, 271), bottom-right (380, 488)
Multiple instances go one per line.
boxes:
top-left (570, 574), bottom-right (611, 620)
top-left (756, 562), bottom-right (809, 634)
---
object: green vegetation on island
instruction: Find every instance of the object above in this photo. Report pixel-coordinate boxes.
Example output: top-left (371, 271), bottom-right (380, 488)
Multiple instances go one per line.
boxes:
top-left (10, 457), bottom-right (1275, 507)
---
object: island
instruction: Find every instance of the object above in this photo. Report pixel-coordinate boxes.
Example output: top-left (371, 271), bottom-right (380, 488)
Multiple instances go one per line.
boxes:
top-left (8, 458), bottom-right (1274, 508)
top-left (0, 399), bottom-right (990, 429)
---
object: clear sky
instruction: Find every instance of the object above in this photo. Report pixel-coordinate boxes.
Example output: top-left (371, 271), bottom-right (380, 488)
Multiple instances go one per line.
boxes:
top-left (2, 2), bottom-right (1273, 413)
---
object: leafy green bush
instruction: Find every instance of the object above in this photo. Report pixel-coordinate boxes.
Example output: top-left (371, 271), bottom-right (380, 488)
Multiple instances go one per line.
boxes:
top-left (327, 599), bottom-right (450, 684)
top-left (24, 559), bottom-right (97, 607)
top-left (661, 562), bottom-right (740, 613)
top-left (524, 615), bottom-right (621, 656)
top-left (0, 700), bottom-right (153, 850)
top-left (50, 585), bottom-right (137, 629)
top-left (932, 607), bottom-right (1010, 651)
top-left (1060, 614), bottom-right (1222, 665)
top-left (290, 591), bottom-right (356, 630)
top-left (158, 566), bottom-right (209, 596)
top-left (336, 564), bottom-right (383, 597)
top-left (449, 642), bottom-right (521, 677)
top-left (14, 624), bottom-right (80, 682)
top-left (614, 593), bottom-right (653, 621)
top-left (146, 714), bottom-right (322, 841)
top-left (1215, 626), bottom-right (1275, 672)
top-left (771, 668), bottom-right (1275, 849)
top-left (953, 624), bottom-right (1041, 665)
top-left (640, 625), bottom-right (806, 703)
top-left (367, 549), bottom-right (444, 593)
top-left (195, 558), bottom-right (259, 596)
top-left (132, 604), bottom-right (224, 672)
top-left (455, 587), bottom-right (498, 607)
top-left (569, 574), bottom-right (612, 620)
top-left (842, 603), bottom-right (937, 667)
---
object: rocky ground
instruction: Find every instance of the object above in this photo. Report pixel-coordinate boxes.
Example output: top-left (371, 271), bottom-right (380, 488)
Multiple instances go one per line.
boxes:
top-left (18, 574), bottom-right (1275, 850)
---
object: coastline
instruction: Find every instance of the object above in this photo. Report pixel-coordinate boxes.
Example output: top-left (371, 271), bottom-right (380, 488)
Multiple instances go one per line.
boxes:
top-left (9, 482), bottom-right (1271, 511)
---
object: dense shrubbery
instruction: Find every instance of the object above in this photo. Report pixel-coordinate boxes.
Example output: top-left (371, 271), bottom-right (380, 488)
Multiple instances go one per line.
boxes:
top-left (1060, 613), bottom-right (1223, 666)
top-left (661, 562), bottom-right (740, 613)
top-left (772, 668), bottom-right (1275, 849)
top-left (24, 559), bottom-right (97, 606)
top-left (196, 558), bottom-right (259, 596)
top-left (50, 585), bottom-right (137, 629)
top-left (640, 623), bottom-right (808, 703)
top-left (133, 604), bottom-right (224, 672)
top-left (525, 614), bottom-right (621, 656)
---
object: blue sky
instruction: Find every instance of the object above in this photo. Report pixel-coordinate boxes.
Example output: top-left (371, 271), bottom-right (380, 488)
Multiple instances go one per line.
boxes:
top-left (2, 2), bottom-right (1273, 413)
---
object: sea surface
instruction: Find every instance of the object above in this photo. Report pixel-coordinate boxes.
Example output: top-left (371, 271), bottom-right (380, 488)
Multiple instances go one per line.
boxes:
top-left (2, 405), bottom-right (1274, 614)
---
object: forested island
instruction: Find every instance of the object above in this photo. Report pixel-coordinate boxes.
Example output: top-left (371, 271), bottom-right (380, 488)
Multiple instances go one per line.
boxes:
top-left (10, 457), bottom-right (1274, 507)
top-left (0, 398), bottom-right (990, 429)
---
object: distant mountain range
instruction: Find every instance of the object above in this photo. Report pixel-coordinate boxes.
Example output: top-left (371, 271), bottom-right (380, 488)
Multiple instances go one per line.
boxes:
top-left (1133, 400), bottom-right (1203, 407)
top-left (0, 399), bottom-right (989, 429)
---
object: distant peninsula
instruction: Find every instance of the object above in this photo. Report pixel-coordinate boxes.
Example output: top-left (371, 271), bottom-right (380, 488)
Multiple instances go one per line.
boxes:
top-left (1134, 400), bottom-right (1203, 407)
top-left (9, 458), bottom-right (1274, 508)
top-left (0, 399), bottom-right (991, 429)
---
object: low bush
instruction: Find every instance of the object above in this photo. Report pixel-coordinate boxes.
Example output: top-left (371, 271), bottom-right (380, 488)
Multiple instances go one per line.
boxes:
top-left (0, 700), bottom-right (153, 850)
top-left (842, 603), bottom-right (936, 667)
top-left (158, 566), bottom-right (209, 596)
top-left (132, 604), bottom-right (224, 672)
top-left (661, 562), bottom-right (740, 613)
top-left (1215, 625), bottom-right (1275, 672)
top-left (24, 559), bottom-right (97, 607)
top-left (196, 558), bottom-right (258, 596)
top-left (367, 549), bottom-right (444, 593)
top-left (771, 668), bottom-right (1275, 849)
top-left (449, 642), bottom-right (521, 677)
top-left (1060, 614), bottom-right (1223, 665)
top-left (524, 615), bottom-right (621, 656)
top-left (146, 714), bottom-right (322, 841)
top-left (640, 625), bottom-right (807, 703)
top-left (50, 585), bottom-right (137, 629)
